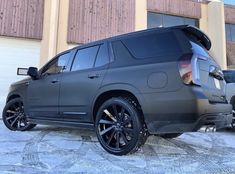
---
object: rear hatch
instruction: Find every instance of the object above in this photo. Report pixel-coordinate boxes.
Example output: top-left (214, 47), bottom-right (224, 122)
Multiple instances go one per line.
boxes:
top-left (180, 26), bottom-right (226, 103)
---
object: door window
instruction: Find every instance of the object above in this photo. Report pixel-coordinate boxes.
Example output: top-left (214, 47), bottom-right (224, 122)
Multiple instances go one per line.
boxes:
top-left (71, 46), bottom-right (99, 71)
top-left (41, 52), bottom-right (71, 76)
top-left (94, 44), bottom-right (109, 67)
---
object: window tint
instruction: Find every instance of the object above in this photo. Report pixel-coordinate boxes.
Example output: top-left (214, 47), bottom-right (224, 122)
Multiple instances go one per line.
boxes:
top-left (94, 44), bottom-right (109, 67)
top-left (147, 12), bottom-right (162, 28)
top-left (71, 46), bottom-right (99, 71)
top-left (147, 12), bottom-right (199, 29)
top-left (226, 24), bottom-right (231, 41)
top-left (223, 71), bottom-right (235, 83)
top-left (225, 23), bottom-right (235, 42)
top-left (42, 52), bottom-right (70, 75)
top-left (122, 32), bottom-right (181, 59)
top-left (164, 15), bottom-right (184, 27)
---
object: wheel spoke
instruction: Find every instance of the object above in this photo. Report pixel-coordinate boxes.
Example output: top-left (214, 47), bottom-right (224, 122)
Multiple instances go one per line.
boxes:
top-left (6, 114), bottom-right (18, 121)
top-left (116, 131), bottom-right (120, 148)
top-left (17, 119), bottom-right (21, 128)
top-left (112, 105), bottom-right (118, 118)
top-left (100, 125), bottom-right (115, 136)
top-left (120, 107), bottom-right (125, 121)
top-left (104, 109), bottom-right (117, 122)
top-left (123, 116), bottom-right (131, 125)
top-left (10, 116), bottom-right (20, 127)
top-left (99, 119), bottom-right (115, 125)
top-left (120, 131), bottom-right (129, 145)
top-left (6, 110), bottom-right (16, 114)
top-left (107, 130), bottom-right (116, 145)
top-left (123, 127), bottom-right (134, 135)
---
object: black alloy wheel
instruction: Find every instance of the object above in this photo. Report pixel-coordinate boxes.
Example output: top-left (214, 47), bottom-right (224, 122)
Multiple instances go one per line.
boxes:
top-left (2, 98), bottom-right (36, 131)
top-left (95, 97), bottom-right (147, 155)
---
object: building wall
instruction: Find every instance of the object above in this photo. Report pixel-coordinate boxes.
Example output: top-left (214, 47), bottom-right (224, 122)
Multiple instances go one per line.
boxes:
top-left (147, 0), bottom-right (201, 19)
top-left (67, 0), bottom-right (135, 44)
top-left (0, 0), bottom-right (234, 69)
top-left (0, 0), bottom-right (44, 40)
top-left (225, 5), bottom-right (235, 68)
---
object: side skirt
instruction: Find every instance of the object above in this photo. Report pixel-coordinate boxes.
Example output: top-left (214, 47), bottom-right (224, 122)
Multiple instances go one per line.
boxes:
top-left (28, 117), bottom-right (94, 130)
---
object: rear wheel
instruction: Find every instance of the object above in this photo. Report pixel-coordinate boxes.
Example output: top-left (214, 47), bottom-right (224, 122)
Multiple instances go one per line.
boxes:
top-left (2, 98), bottom-right (36, 131)
top-left (95, 97), bottom-right (148, 155)
top-left (159, 133), bottom-right (182, 139)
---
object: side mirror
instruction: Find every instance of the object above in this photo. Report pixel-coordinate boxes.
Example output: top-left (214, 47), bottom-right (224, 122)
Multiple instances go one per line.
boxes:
top-left (27, 67), bottom-right (39, 80)
top-left (17, 68), bottom-right (28, 76)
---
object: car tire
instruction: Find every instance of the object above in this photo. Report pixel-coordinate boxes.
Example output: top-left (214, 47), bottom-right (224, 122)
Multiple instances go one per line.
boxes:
top-left (2, 98), bottom-right (36, 131)
top-left (95, 97), bottom-right (148, 155)
top-left (159, 133), bottom-right (182, 139)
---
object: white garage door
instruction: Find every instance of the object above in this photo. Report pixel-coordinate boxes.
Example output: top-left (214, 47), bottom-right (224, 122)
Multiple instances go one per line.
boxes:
top-left (0, 36), bottom-right (40, 115)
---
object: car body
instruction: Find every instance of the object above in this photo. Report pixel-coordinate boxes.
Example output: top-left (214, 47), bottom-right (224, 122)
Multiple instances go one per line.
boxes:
top-left (222, 70), bottom-right (235, 126)
top-left (2, 25), bottom-right (232, 155)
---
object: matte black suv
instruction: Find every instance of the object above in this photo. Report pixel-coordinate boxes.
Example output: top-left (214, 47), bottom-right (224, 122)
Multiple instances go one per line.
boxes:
top-left (2, 25), bottom-right (232, 155)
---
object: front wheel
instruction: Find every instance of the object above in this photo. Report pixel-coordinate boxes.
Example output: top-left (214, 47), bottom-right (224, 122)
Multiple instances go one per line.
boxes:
top-left (95, 97), bottom-right (148, 155)
top-left (2, 98), bottom-right (36, 131)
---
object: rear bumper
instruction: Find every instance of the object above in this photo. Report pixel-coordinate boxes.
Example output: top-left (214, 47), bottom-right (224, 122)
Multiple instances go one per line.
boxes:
top-left (141, 86), bottom-right (233, 134)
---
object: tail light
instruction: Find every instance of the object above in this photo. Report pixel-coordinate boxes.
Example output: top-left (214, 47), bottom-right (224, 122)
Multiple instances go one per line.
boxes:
top-left (179, 54), bottom-right (206, 86)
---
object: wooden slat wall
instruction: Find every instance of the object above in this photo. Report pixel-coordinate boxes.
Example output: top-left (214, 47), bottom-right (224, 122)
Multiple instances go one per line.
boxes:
top-left (0, 0), bottom-right (44, 40)
top-left (68, 0), bottom-right (135, 44)
top-left (225, 5), bottom-right (235, 24)
top-left (227, 42), bottom-right (235, 66)
top-left (147, 0), bottom-right (201, 19)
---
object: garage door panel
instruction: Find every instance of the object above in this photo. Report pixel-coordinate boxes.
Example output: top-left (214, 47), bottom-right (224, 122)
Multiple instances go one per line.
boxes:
top-left (0, 37), bottom-right (40, 115)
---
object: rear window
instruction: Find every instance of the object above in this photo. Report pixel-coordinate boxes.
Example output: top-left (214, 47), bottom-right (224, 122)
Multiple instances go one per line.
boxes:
top-left (223, 71), bottom-right (235, 83)
top-left (122, 31), bottom-right (181, 59)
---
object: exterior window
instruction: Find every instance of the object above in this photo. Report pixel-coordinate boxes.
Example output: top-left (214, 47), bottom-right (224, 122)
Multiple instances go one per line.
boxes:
top-left (226, 23), bottom-right (235, 42)
top-left (42, 52), bottom-right (70, 75)
top-left (147, 12), bottom-right (199, 29)
top-left (71, 46), bottom-right (99, 71)
top-left (94, 44), bottom-right (109, 67)
top-left (122, 31), bottom-right (181, 59)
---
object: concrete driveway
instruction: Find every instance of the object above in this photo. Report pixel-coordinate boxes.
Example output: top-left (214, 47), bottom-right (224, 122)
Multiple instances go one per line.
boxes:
top-left (0, 121), bottom-right (235, 174)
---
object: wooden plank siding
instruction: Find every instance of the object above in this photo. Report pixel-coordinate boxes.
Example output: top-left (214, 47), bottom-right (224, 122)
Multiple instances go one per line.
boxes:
top-left (0, 0), bottom-right (44, 40)
top-left (227, 42), bottom-right (235, 66)
top-left (147, 0), bottom-right (201, 19)
top-left (225, 5), bottom-right (235, 24)
top-left (68, 0), bottom-right (135, 44)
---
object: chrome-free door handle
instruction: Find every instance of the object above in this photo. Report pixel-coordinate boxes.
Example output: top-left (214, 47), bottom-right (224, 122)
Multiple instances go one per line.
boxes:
top-left (88, 74), bottom-right (100, 79)
top-left (51, 79), bottom-right (59, 83)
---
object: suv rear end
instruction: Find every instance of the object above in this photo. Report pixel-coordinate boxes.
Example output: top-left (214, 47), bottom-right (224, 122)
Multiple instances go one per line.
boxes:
top-left (115, 25), bottom-right (233, 134)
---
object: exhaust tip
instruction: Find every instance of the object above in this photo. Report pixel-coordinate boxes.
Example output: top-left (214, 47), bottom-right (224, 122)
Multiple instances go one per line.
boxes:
top-left (199, 125), bottom-right (216, 132)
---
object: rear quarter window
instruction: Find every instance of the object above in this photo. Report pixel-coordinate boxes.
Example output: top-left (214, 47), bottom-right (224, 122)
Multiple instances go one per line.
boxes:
top-left (122, 31), bottom-right (182, 59)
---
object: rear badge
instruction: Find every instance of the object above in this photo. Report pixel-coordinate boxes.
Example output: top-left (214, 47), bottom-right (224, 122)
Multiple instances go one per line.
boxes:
top-left (214, 78), bottom-right (221, 89)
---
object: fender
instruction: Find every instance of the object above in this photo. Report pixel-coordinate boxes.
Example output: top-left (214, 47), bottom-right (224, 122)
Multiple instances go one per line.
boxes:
top-left (91, 83), bottom-right (146, 115)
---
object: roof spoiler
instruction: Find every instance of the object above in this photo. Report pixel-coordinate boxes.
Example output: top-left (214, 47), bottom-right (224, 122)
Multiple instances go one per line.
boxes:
top-left (172, 25), bottom-right (211, 50)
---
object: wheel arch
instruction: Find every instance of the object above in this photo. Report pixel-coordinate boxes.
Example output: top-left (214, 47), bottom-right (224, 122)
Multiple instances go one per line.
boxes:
top-left (92, 84), bottom-right (145, 122)
top-left (6, 93), bottom-right (22, 103)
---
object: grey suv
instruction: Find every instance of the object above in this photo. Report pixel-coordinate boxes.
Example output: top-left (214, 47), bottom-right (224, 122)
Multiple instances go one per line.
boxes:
top-left (2, 25), bottom-right (232, 155)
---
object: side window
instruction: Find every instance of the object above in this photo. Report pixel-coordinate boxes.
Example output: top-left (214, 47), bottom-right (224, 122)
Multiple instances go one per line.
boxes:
top-left (94, 44), bottom-right (109, 67)
top-left (71, 46), bottom-right (99, 71)
top-left (42, 52), bottom-right (70, 76)
top-left (122, 31), bottom-right (181, 59)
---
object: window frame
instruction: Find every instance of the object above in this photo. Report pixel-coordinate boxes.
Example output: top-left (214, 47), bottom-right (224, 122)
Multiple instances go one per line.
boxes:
top-left (70, 42), bottom-right (110, 72)
top-left (39, 50), bottom-right (72, 77)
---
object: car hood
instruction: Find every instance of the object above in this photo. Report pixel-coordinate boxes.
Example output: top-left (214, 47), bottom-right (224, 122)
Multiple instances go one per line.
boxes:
top-left (11, 77), bottom-right (31, 86)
